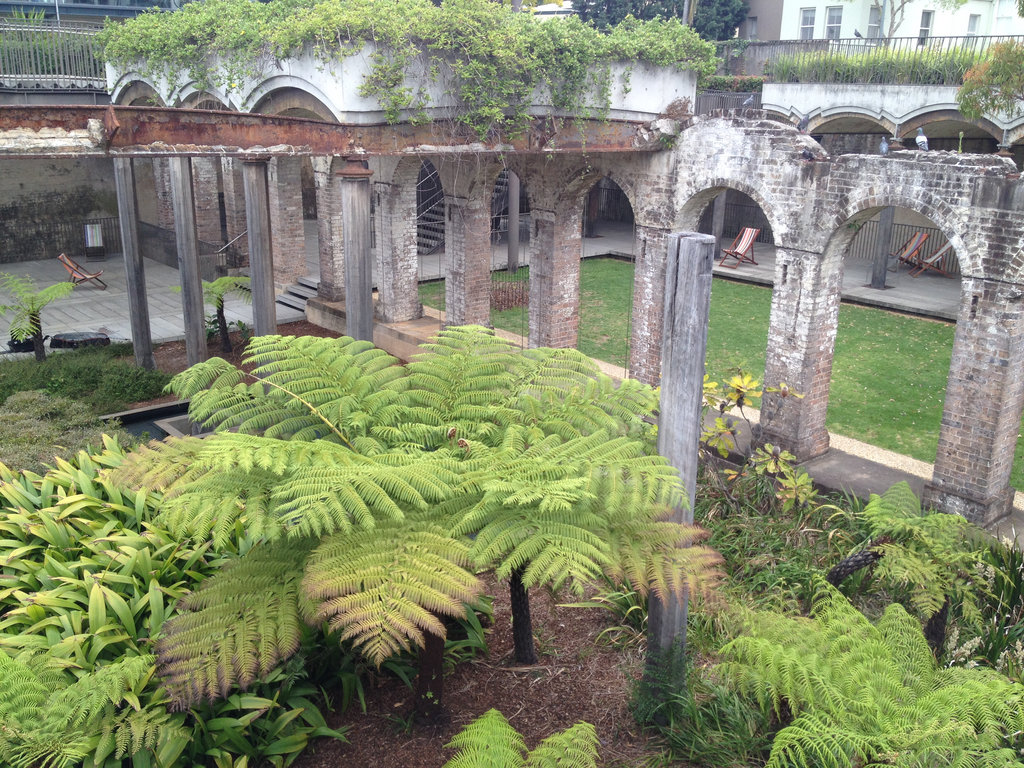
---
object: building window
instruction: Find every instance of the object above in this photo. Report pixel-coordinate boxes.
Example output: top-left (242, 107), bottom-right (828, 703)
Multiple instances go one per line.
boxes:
top-left (800, 7), bottom-right (816, 39)
top-left (825, 6), bottom-right (843, 39)
top-left (747, 15), bottom-right (758, 39)
top-left (918, 10), bottom-right (934, 44)
top-left (967, 13), bottom-right (981, 35)
top-left (867, 6), bottom-right (881, 37)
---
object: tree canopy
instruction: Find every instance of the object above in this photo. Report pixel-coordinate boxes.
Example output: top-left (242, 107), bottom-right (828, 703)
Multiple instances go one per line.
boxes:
top-left (958, 41), bottom-right (1024, 120)
top-left (693, 0), bottom-right (748, 41)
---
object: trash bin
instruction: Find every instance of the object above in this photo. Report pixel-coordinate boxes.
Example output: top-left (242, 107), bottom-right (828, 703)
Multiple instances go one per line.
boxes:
top-left (84, 222), bottom-right (105, 261)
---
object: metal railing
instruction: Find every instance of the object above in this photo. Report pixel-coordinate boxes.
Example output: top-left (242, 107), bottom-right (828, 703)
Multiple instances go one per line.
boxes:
top-left (847, 220), bottom-right (958, 275)
top-left (0, 20), bottom-right (105, 90)
top-left (695, 91), bottom-right (761, 114)
top-left (720, 35), bottom-right (1024, 87)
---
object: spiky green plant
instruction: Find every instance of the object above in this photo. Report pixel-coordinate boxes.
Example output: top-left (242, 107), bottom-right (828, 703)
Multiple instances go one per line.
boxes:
top-left (0, 273), bottom-right (75, 362)
top-left (114, 326), bottom-right (720, 715)
top-left (443, 708), bottom-right (599, 768)
top-left (718, 580), bottom-right (1024, 768)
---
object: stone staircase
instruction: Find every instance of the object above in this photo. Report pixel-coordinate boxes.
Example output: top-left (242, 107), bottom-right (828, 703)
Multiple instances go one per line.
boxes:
top-left (276, 275), bottom-right (320, 313)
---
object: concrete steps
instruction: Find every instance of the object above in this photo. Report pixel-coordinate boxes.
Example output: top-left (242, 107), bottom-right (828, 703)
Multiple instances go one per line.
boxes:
top-left (276, 275), bottom-right (320, 313)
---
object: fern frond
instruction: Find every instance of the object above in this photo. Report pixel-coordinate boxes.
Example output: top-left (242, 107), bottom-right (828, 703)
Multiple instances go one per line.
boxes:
top-left (305, 521), bottom-right (482, 666)
top-left (155, 538), bottom-right (314, 708)
top-left (444, 709), bottom-right (527, 768)
top-left (526, 721), bottom-right (599, 768)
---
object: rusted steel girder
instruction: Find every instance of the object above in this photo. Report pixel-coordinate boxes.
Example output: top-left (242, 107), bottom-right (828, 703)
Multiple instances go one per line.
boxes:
top-left (0, 104), bottom-right (673, 158)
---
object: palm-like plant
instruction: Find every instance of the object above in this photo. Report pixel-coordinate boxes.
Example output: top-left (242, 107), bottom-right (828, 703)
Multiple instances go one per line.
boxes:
top-left (114, 327), bottom-right (720, 717)
top-left (0, 273), bottom-right (75, 361)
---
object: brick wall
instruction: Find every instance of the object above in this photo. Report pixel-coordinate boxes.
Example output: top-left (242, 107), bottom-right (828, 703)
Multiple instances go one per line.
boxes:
top-left (268, 157), bottom-right (307, 287)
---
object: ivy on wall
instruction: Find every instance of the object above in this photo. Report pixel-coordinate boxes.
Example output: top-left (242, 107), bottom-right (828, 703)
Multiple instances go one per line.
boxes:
top-left (100, 0), bottom-right (718, 139)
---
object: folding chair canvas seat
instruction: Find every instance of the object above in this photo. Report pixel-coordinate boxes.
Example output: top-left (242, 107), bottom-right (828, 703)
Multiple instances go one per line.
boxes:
top-left (58, 252), bottom-right (106, 289)
top-left (719, 227), bottom-right (760, 268)
top-left (891, 232), bottom-right (929, 273)
top-left (907, 241), bottom-right (954, 278)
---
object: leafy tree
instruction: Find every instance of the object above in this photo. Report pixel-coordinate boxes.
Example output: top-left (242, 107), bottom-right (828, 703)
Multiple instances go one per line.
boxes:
top-left (114, 328), bottom-right (720, 718)
top-left (719, 580), bottom-right (1024, 767)
top-left (173, 275), bottom-right (252, 354)
top-left (693, 0), bottom-right (748, 41)
top-left (861, 0), bottom-right (967, 39)
top-left (957, 41), bottom-right (1024, 121)
top-left (0, 273), bottom-right (75, 362)
top-left (575, 0), bottom-right (697, 29)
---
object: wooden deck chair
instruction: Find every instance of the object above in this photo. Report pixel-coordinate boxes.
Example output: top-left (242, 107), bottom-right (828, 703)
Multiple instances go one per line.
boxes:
top-left (58, 252), bottom-right (106, 289)
top-left (907, 240), bottom-right (954, 278)
top-left (719, 227), bottom-right (760, 268)
top-left (891, 232), bottom-right (929, 273)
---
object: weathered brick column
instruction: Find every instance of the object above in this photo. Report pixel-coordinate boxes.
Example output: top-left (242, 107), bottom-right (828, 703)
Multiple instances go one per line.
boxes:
top-left (191, 157), bottom-right (223, 248)
top-left (221, 158), bottom-right (249, 265)
top-left (629, 225), bottom-right (671, 385)
top-left (759, 246), bottom-right (840, 460)
top-left (268, 157), bottom-right (307, 287)
top-left (312, 156), bottom-right (344, 301)
top-left (152, 158), bottom-right (176, 232)
top-left (922, 277), bottom-right (1024, 525)
top-left (529, 206), bottom-right (581, 349)
top-left (444, 192), bottom-right (491, 327)
top-left (374, 173), bottom-right (421, 323)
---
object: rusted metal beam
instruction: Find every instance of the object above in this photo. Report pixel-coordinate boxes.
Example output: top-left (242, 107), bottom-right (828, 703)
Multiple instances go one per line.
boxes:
top-left (0, 105), bottom-right (669, 158)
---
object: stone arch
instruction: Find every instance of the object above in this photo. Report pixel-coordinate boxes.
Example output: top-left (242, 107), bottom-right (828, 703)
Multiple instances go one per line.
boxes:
top-left (247, 84), bottom-right (338, 122)
top-left (896, 109), bottom-right (1002, 145)
top-left (177, 90), bottom-right (231, 111)
top-left (112, 79), bottom-right (164, 107)
top-left (676, 177), bottom-right (783, 248)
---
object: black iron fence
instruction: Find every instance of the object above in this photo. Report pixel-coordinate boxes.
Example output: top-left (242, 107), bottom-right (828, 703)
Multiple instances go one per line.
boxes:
top-left (695, 91), bottom-right (761, 113)
top-left (0, 20), bottom-right (105, 90)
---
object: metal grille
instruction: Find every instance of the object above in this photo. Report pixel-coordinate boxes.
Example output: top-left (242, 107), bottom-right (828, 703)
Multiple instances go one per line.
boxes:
top-left (0, 21), bottom-right (105, 90)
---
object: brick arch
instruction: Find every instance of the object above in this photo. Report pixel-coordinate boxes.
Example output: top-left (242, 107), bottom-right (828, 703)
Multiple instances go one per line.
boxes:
top-left (112, 79), bottom-right (164, 107)
top-left (247, 84), bottom-right (338, 122)
top-left (676, 178), bottom-right (782, 246)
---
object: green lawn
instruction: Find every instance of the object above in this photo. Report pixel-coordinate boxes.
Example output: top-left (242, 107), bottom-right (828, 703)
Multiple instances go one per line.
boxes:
top-left (419, 258), bottom-right (1024, 489)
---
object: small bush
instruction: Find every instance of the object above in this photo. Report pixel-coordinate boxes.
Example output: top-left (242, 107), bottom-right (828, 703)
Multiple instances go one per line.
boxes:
top-left (702, 75), bottom-right (764, 92)
top-left (0, 390), bottom-right (127, 473)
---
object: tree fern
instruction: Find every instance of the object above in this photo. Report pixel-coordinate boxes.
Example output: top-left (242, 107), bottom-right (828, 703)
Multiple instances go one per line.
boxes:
top-left (718, 580), bottom-right (1024, 768)
top-left (443, 709), bottom-right (599, 768)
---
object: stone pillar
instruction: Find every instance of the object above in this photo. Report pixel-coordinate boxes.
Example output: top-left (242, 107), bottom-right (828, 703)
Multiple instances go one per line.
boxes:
top-left (221, 158), bottom-right (249, 265)
top-left (152, 158), bottom-right (176, 232)
top-left (191, 157), bottom-right (223, 248)
top-left (312, 156), bottom-right (344, 302)
top-left (242, 159), bottom-right (277, 337)
top-left (113, 157), bottom-right (155, 370)
top-left (444, 192), bottom-right (491, 327)
top-left (922, 277), bottom-right (1024, 525)
top-left (528, 205), bottom-right (581, 349)
top-left (629, 225), bottom-right (671, 385)
top-left (374, 178), bottom-right (422, 323)
top-left (168, 157), bottom-right (207, 368)
top-left (759, 247), bottom-right (840, 459)
top-left (336, 159), bottom-right (374, 341)
top-left (268, 157), bottom-right (306, 287)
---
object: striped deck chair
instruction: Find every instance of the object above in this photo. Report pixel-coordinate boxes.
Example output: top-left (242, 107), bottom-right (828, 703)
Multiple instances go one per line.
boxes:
top-left (891, 232), bottom-right (929, 273)
top-left (907, 240), bottom-right (954, 278)
top-left (58, 253), bottom-right (106, 289)
top-left (719, 227), bottom-right (760, 268)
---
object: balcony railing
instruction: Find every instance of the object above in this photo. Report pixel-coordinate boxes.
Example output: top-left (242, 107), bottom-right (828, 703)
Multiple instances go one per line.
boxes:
top-left (719, 35), bottom-right (1024, 87)
top-left (0, 19), bottom-right (105, 89)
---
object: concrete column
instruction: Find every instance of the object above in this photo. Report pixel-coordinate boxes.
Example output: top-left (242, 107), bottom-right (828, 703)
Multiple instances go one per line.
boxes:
top-left (268, 157), bottom-right (306, 287)
top-left (191, 157), bottom-right (223, 248)
top-left (922, 277), bottom-right (1024, 525)
top-left (113, 157), bottom-right (155, 370)
top-left (759, 247), bottom-right (840, 460)
top-left (221, 158), bottom-right (249, 266)
top-left (444, 192), bottom-right (491, 327)
top-left (528, 205), bottom-right (581, 349)
top-left (870, 206), bottom-right (895, 289)
top-left (374, 178), bottom-right (422, 323)
top-left (242, 159), bottom-right (278, 338)
top-left (312, 156), bottom-right (344, 302)
top-left (629, 225), bottom-right (671, 385)
top-left (336, 159), bottom-right (374, 341)
top-left (168, 157), bottom-right (207, 368)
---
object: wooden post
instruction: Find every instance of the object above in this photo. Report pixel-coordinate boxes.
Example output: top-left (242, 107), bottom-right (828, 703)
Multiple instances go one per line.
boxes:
top-left (507, 171), bottom-right (520, 273)
top-left (870, 206), bottom-right (895, 289)
top-left (168, 156), bottom-right (207, 368)
top-left (112, 157), bottom-right (155, 370)
top-left (645, 232), bottom-right (715, 696)
top-left (243, 159), bottom-right (278, 337)
top-left (337, 158), bottom-right (374, 341)
top-left (711, 191), bottom-right (727, 255)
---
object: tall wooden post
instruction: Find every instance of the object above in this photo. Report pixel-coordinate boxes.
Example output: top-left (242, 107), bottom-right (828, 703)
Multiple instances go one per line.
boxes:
top-left (645, 232), bottom-right (715, 698)
top-left (113, 157), bottom-right (155, 370)
top-left (243, 158), bottom-right (278, 337)
top-left (337, 158), bottom-right (374, 341)
top-left (168, 156), bottom-right (207, 368)
top-left (507, 171), bottom-right (520, 272)
top-left (711, 191), bottom-right (727, 255)
top-left (870, 206), bottom-right (895, 289)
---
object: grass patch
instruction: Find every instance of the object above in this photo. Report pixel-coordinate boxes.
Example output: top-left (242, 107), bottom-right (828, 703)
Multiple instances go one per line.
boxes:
top-left (0, 343), bottom-right (171, 414)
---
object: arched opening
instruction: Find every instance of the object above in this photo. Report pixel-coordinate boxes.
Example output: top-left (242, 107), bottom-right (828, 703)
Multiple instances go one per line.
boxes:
top-left (489, 169), bottom-right (531, 343)
top-left (413, 160), bottom-right (447, 323)
top-left (577, 176), bottom-right (635, 370)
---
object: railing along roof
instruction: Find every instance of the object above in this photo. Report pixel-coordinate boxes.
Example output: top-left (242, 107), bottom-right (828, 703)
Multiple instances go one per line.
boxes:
top-left (0, 19), bottom-right (104, 90)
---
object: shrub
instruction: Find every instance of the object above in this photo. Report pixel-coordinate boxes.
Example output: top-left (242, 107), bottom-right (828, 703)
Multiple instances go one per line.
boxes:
top-left (702, 75), bottom-right (764, 92)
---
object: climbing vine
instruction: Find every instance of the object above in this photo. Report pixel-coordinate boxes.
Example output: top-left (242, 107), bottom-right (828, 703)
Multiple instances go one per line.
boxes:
top-left (100, 0), bottom-right (717, 139)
